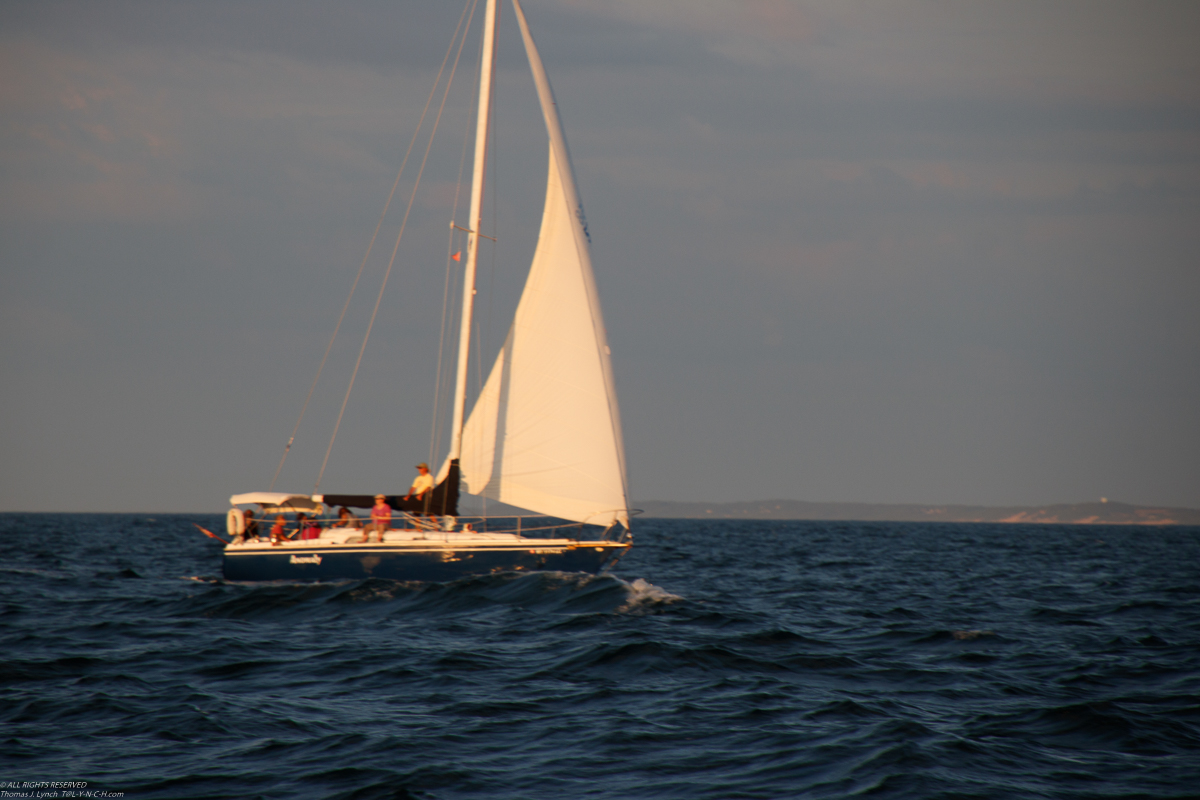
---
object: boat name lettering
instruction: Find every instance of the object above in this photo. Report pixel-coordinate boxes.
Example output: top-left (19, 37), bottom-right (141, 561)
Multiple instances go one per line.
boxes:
top-left (290, 554), bottom-right (323, 565)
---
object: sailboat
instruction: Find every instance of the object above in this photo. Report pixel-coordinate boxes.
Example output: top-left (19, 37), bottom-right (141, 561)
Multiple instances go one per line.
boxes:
top-left (220, 0), bottom-right (632, 582)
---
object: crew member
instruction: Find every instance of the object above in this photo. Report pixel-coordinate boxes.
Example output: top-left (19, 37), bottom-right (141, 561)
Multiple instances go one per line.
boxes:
top-left (405, 463), bottom-right (435, 503)
top-left (337, 506), bottom-right (361, 529)
top-left (242, 509), bottom-right (260, 540)
top-left (366, 494), bottom-right (391, 542)
top-left (270, 514), bottom-right (287, 544)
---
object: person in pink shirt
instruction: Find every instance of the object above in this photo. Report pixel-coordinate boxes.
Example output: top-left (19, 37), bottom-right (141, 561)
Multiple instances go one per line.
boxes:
top-left (365, 494), bottom-right (391, 542)
top-left (299, 512), bottom-right (322, 540)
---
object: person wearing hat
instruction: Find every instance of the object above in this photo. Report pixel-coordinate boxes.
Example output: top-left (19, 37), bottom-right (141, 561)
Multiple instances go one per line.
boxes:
top-left (365, 493), bottom-right (391, 542)
top-left (405, 462), bottom-right (435, 504)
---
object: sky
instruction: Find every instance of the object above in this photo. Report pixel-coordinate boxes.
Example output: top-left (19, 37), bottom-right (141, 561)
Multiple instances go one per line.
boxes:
top-left (2, 0), bottom-right (1198, 512)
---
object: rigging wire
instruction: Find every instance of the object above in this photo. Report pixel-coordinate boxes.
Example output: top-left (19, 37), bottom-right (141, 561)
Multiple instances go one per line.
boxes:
top-left (269, 0), bottom-right (474, 491)
top-left (313, 0), bottom-right (476, 491)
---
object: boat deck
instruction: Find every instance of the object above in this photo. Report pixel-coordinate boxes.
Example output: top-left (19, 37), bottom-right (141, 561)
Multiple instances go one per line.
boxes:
top-left (227, 526), bottom-right (604, 551)
top-left (222, 525), bottom-right (629, 581)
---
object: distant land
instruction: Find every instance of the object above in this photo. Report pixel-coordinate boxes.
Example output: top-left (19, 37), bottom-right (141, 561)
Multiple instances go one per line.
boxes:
top-left (633, 499), bottom-right (1200, 526)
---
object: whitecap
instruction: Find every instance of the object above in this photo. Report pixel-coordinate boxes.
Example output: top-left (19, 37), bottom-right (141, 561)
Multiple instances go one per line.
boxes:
top-left (615, 577), bottom-right (683, 613)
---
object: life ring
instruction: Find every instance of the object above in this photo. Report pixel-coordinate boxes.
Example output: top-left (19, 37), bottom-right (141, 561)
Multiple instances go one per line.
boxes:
top-left (226, 508), bottom-right (246, 536)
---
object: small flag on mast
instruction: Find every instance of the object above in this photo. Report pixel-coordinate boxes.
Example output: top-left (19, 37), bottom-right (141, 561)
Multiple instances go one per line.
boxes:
top-left (451, 251), bottom-right (461, 261)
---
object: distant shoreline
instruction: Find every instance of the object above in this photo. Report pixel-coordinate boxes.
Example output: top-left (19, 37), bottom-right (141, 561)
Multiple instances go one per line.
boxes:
top-left (633, 499), bottom-right (1200, 526)
top-left (2, 501), bottom-right (1197, 526)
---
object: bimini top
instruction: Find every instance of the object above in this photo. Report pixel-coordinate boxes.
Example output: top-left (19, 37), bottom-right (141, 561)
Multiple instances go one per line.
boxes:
top-left (230, 492), bottom-right (322, 512)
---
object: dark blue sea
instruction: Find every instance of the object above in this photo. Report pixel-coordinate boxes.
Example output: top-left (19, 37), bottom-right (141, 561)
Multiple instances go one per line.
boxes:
top-left (3, 515), bottom-right (1199, 799)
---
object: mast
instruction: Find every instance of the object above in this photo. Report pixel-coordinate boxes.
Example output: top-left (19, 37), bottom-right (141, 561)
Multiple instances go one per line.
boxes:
top-left (448, 0), bottom-right (498, 463)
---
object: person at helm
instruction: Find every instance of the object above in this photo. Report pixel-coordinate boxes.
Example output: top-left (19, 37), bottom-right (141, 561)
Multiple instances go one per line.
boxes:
top-left (405, 462), bottom-right (435, 503)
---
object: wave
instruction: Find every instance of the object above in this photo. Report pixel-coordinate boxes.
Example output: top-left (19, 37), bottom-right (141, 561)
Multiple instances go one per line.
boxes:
top-left (169, 570), bottom-right (682, 622)
top-left (5, 514), bottom-right (1200, 799)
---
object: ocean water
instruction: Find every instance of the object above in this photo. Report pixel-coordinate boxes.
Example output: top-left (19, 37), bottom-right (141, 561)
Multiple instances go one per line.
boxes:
top-left (2, 514), bottom-right (1198, 799)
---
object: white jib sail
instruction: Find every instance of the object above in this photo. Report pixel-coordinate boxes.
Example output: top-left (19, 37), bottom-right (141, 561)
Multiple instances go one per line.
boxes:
top-left (455, 136), bottom-right (629, 528)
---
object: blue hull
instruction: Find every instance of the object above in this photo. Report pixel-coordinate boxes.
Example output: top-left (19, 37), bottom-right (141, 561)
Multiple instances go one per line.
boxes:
top-left (223, 541), bottom-right (628, 582)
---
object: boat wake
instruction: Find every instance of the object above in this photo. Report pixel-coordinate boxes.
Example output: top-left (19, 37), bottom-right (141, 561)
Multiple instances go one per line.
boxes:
top-left (615, 576), bottom-right (683, 613)
top-left (176, 570), bottom-right (680, 621)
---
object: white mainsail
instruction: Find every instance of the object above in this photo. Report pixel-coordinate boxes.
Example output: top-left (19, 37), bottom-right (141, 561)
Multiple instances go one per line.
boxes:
top-left (445, 0), bottom-right (629, 528)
